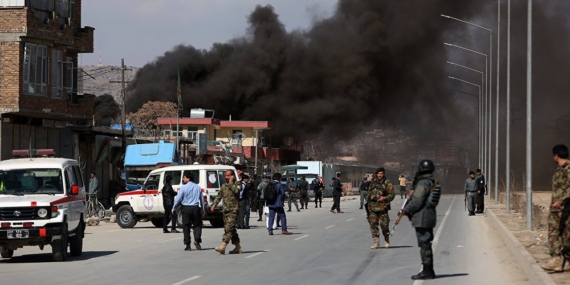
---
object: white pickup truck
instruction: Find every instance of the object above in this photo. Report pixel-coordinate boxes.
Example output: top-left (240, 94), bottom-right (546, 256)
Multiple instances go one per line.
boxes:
top-left (113, 164), bottom-right (239, 228)
top-left (0, 149), bottom-right (86, 261)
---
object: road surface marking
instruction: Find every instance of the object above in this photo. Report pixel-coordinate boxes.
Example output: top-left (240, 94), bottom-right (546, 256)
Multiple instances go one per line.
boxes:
top-left (346, 218), bottom-right (354, 221)
top-left (413, 195), bottom-right (456, 285)
top-left (160, 237), bottom-right (182, 243)
top-left (294, 234), bottom-right (309, 241)
top-left (245, 250), bottom-right (268, 259)
top-left (172, 275), bottom-right (201, 285)
top-left (325, 225), bottom-right (335, 229)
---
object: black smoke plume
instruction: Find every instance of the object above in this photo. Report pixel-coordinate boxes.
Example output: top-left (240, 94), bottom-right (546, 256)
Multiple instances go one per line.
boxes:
top-left (94, 94), bottom-right (121, 126)
top-left (127, 1), bottom-right (484, 140)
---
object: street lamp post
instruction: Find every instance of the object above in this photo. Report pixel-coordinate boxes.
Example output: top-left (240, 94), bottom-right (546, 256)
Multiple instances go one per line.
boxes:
top-left (442, 15), bottom-right (493, 198)
top-left (526, 0), bottom-right (533, 231)
top-left (449, 76), bottom-right (482, 164)
top-left (444, 43), bottom-right (488, 171)
top-left (447, 62), bottom-right (485, 168)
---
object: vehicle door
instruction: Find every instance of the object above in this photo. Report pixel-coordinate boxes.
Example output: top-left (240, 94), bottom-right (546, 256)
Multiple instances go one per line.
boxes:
top-left (205, 170), bottom-right (223, 206)
top-left (138, 172), bottom-right (161, 213)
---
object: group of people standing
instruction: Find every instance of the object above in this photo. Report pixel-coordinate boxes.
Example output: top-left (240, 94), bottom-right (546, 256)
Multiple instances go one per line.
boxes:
top-left (464, 169), bottom-right (486, 216)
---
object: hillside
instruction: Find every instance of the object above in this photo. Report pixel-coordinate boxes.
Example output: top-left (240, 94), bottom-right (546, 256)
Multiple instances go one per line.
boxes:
top-left (80, 65), bottom-right (139, 101)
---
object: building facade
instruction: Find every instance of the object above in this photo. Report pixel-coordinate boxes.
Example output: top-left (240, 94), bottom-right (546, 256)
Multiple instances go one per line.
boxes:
top-left (0, 0), bottom-right (94, 159)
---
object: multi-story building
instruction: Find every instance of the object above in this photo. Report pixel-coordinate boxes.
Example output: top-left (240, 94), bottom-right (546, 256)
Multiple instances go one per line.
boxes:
top-left (0, 0), bottom-right (94, 159)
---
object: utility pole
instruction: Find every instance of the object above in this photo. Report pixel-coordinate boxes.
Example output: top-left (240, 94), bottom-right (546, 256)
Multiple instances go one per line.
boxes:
top-left (110, 58), bottom-right (133, 154)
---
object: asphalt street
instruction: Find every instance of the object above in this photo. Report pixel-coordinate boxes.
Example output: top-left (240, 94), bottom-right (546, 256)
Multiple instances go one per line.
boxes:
top-left (0, 195), bottom-right (530, 285)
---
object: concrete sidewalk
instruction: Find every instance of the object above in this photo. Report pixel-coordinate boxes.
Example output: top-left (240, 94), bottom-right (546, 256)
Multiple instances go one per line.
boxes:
top-left (487, 208), bottom-right (557, 285)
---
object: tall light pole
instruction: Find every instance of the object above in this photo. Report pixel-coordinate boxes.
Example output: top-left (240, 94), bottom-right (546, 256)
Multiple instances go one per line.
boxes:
top-left (445, 43), bottom-right (488, 170)
top-left (495, 0), bottom-right (501, 204)
top-left (442, 15), bottom-right (493, 198)
top-left (525, 0), bottom-right (533, 230)
top-left (449, 76), bottom-right (482, 158)
top-left (447, 61), bottom-right (484, 164)
top-left (506, 0), bottom-right (511, 214)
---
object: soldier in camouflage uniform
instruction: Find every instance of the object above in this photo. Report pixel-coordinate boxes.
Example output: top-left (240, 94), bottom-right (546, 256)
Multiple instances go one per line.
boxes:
top-left (366, 167), bottom-right (395, 249)
top-left (541, 144), bottom-right (570, 272)
top-left (210, 170), bottom-right (242, 255)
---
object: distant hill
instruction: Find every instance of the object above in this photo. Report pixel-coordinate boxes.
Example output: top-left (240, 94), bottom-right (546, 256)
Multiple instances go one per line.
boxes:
top-left (79, 65), bottom-right (140, 101)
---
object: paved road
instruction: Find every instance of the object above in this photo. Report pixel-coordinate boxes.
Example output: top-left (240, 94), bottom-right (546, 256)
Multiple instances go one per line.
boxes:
top-left (0, 195), bottom-right (529, 285)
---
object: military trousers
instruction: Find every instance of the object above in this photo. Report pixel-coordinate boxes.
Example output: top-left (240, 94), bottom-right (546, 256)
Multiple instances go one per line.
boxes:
top-left (299, 192), bottom-right (309, 209)
top-left (548, 211), bottom-right (565, 257)
top-left (288, 193), bottom-right (300, 211)
top-left (561, 210), bottom-right (570, 258)
top-left (314, 193), bottom-right (322, 207)
top-left (222, 210), bottom-right (240, 244)
top-left (415, 227), bottom-right (434, 266)
top-left (368, 210), bottom-right (390, 240)
top-left (360, 191), bottom-right (367, 206)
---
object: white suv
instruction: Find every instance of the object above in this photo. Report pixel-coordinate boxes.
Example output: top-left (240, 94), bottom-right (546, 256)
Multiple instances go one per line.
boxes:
top-left (112, 164), bottom-right (239, 228)
top-left (0, 149), bottom-right (86, 261)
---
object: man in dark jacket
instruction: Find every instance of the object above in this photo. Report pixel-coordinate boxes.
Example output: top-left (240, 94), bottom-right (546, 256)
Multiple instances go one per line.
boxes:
top-left (298, 176), bottom-right (309, 209)
top-left (402, 160), bottom-right (440, 280)
top-left (313, 178), bottom-right (324, 208)
top-left (267, 173), bottom-right (292, 235)
top-left (475, 169), bottom-right (486, 213)
top-left (330, 173), bottom-right (344, 213)
top-left (359, 177), bottom-right (370, 210)
top-left (161, 175), bottom-right (179, 233)
top-left (237, 174), bottom-right (250, 229)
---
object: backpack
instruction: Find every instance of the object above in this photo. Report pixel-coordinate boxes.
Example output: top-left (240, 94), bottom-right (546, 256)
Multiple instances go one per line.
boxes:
top-left (426, 179), bottom-right (441, 208)
top-left (263, 182), bottom-right (278, 202)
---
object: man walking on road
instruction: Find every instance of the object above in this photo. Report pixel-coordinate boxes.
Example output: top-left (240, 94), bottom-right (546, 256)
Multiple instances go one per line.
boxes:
top-left (399, 175), bottom-right (407, 199)
top-left (464, 171), bottom-right (478, 216)
top-left (331, 173), bottom-right (344, 213)
top-left (257, 175), bottom-right (270, 221)
top-left (359, 177), bottom-right (369, 210)
top-left (401, 159), bottom-right (440, 280)
top-left (237, 174), bottom-right (250, 229)
top-left (541, 144), bottom-right (570, 272)
top-left (173, 172), bottom-right (205, 251)
top-left (161, 175), bottom-right (179, 233)
top-left (267, 173), bottom-right (292, 236)
top-left (366, 168), bottom-right (395, 249)
top-left (298, 176), bottom-right (309, 210)
top-left (210, 170), bottom-right (242, 255)
top-left (475, 169), bottom-right (486, 213)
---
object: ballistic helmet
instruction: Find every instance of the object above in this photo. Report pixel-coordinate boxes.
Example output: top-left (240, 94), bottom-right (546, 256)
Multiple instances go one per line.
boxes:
top-left (418, 159), bottom-right (435, 174)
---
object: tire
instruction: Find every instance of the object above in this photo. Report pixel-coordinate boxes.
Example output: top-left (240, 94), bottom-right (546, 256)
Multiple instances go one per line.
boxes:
top-left (69, 222), bottom-right (83, 257)
top-left (0, 248), bottom-right (13, 259)
top-left (97, 202), bottom-right (106, 219)
top-left (52, 224), bottom-right (68, 262)
top-left (176, 207), bottom-right (183, 226)
top-left (209, 219), bottom-right (224, 228)
top-left (151, 218), bottom-right (163, 228)
top-left (117, 205), bottom-right (137, 228)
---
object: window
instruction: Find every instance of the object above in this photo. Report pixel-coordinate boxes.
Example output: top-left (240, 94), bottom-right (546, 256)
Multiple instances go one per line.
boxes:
top-left (64, 56), bottom-right (73, 100)
top-left (163, 171), bottom-right (182, 186)
top-left (172, 126), bottom-right (182, 138)
top-left (23, 43), bottom-right (48, 95)
top-left (183, 170), bottom-right (200, 184)
top-left (73, 165), bottom-right (84, 187)
top-left (0, 168), bottom-right (63, 195)
top-left (187, 127), bottom-right (198, 140)
top-left (51, 50), bottom-right (63, 98)
top-left (143, 173), bottom-right (161, 190)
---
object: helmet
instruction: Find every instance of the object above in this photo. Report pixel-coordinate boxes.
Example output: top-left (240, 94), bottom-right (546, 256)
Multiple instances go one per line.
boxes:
top-left (418, 159), bottom-right (435, 173)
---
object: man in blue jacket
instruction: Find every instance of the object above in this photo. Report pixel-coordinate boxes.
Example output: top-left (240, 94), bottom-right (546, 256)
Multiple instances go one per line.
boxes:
top-left (267, 173), bottom-right (292, 236)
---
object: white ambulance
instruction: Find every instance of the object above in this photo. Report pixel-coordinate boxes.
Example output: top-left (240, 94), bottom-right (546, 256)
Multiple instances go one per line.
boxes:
top-left (112, 164), bottom-right (239, 228)
top-left (0, 149), bottom-right (86, 261)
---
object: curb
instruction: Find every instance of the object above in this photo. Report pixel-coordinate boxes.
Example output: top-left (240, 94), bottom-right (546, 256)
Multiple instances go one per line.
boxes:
top-left (487, 208), bottom-right (557, 285)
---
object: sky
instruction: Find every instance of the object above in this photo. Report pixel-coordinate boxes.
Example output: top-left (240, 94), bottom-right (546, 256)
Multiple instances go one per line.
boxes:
top-left (79, 0), bottom-right (338, 68)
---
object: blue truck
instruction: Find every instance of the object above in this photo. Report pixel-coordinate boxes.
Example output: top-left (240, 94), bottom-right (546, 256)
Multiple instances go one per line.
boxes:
top-left (124, 140), bottom-right (179, 191)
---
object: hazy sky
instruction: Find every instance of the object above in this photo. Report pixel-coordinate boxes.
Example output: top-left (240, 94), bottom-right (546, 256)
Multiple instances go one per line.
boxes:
top-left (79, 0), bottom-right (337, 68)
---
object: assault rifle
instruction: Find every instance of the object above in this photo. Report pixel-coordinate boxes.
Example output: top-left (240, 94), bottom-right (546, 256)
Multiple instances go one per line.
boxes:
top-left (390, 198), bottom-right (410, 236)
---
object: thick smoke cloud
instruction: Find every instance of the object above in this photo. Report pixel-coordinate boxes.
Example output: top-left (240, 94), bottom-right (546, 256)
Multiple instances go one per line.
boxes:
top-left (94, 94), bottom-right (121, 127)
top-left (127, 1), bottom-right (482, 140)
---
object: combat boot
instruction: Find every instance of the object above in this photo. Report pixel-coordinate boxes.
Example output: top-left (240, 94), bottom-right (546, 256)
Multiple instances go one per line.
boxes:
top-left (229, 243), bottom-right (242, 254)
top-left (194, 242), bottom-right (201, 251)
top-left (411, 265), bottom-right (436, 280)
top-left (384, 236), bottom-right (390, 248)
top-left (540, 256), bottom-right (563, 272)
top-left (215, 242), bottom-right (228, 255)
top-left (370, 237), bottom-right (380, 249)
top-left (359, 205), bottom-right (363, 209)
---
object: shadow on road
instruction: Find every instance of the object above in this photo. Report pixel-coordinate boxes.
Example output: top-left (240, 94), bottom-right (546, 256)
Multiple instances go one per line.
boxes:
top-left (0, 251), bottom-right (118, 263)
top-left (241, 250), bottom-right (267, 254)
top-left (385, 246), bottom-right (413, 249)
top-left (436, 273), bottom-right (469, 279)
